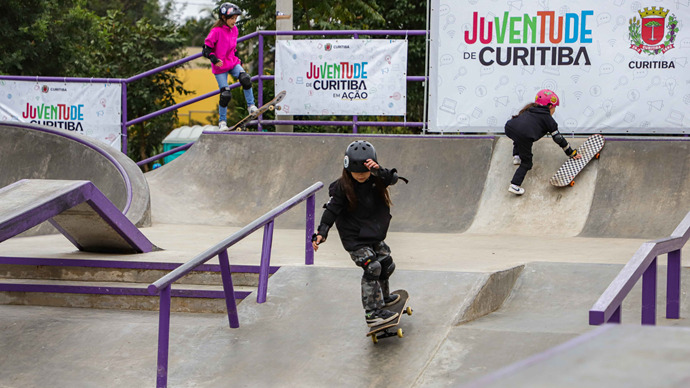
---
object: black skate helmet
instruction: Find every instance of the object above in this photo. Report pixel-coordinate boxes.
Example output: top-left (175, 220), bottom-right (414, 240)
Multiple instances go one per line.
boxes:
top-left (344, 140), bottom-right (377, 173)
top-left (218, 3), bottom-right (241, 19)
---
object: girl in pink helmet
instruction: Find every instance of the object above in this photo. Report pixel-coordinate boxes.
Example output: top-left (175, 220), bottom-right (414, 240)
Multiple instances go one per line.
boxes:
top-left (504, 89), bottom-right (581, 195)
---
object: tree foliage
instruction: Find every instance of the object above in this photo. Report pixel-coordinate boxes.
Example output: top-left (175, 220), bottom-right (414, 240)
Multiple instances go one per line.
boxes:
top-left (0, 0), bottom-right (190, 167)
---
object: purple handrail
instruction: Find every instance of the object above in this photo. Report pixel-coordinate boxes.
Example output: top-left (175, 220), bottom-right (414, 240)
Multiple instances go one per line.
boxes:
top-left (147, 181), bottom-right (322, 388)
top-left (589, 211), bottom-right (690, 325)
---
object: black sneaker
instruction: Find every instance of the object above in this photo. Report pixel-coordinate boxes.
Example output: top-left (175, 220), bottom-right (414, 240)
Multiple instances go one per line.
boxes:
top-left (365, 309), bottom-right (399, 327)
top-left (384, 293), bottom-right (401, 307)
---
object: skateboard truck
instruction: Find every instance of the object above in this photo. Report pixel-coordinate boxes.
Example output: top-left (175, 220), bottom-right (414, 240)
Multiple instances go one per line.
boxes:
top-left (370, 306), bottom-right (413, 344)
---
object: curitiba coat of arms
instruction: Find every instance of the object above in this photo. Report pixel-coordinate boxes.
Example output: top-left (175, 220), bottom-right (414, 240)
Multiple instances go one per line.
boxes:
top-left (629, 6), bottom-right (679, 55)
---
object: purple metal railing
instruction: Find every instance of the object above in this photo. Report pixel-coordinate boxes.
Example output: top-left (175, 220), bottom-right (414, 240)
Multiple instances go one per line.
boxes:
top-left (589, 211), bottom-right (690, 325)
top-left (146, 181), bottom-right (322, 388)
top-left (2, 30), bottom-right (427, 161)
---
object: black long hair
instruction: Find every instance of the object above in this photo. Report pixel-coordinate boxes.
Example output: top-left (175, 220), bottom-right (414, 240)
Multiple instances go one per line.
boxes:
top-left (337, 168), bottom-right (392, 211)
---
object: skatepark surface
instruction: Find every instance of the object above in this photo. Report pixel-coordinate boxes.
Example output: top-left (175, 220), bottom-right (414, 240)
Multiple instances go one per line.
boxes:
top-left (2, 127), bottom-right (690, 387)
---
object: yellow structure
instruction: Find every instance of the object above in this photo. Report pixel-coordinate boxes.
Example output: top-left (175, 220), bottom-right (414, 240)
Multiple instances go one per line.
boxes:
top-left (174, 47), bottom-right (220, 125)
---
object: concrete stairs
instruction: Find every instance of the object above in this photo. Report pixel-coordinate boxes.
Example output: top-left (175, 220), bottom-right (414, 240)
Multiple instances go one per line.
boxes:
top-left (0, 259), bottom-right (272, 313)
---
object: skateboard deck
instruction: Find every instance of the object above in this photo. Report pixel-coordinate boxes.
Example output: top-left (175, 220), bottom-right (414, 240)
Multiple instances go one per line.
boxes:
top-left (228, 90), bottom-right (286, 131)
top-left (549, 134), bottom-right (605, 187)
top-left (366, 289), bottom-right (412, 344)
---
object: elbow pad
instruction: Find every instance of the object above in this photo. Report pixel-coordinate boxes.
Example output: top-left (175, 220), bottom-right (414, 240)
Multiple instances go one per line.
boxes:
top-left (202, 45), bottom-right (219, 64)
top-left (551, 130), bottom-right (569, 149)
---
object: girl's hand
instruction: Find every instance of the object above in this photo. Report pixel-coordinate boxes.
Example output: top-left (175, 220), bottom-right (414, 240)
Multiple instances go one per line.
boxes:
top-left (312, 235), bottom-right (324, 251)
top-left (364, 159), bottom-right (379, 171)
top-left (216, 59), bottom-right (224, 68)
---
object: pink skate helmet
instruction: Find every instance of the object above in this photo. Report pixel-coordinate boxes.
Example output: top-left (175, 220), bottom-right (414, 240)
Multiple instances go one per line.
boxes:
top-left (535, 89), bottom-right (560, 107)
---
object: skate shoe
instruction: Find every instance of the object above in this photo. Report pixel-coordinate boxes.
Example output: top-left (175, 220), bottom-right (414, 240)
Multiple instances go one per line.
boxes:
top-left (383, 293), bottom-right (401, 307)
top-left (508, 184), bottom-right (525, 195)
top-left (513, 155), bottom-right (521, 165)
top-left (218, 121), bottom-right (228, 131)
top-left (248, 104), bottom-right (259, 116)
top-left (365, 309), bottom-right (399, 327)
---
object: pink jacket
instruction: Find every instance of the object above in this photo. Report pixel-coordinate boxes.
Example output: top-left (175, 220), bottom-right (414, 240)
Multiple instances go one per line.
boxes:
top-left (204, 25), bottom-right (241, 75)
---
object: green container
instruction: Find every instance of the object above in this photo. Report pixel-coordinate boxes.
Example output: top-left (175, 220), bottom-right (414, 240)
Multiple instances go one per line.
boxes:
top-left (161, 125), bottom-right (213, 164)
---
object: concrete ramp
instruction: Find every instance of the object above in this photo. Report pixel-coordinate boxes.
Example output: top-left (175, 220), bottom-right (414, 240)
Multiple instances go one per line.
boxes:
top-left (468, 137), bottom-right (597, 236)
top-left (0, 179), bottom-right (154, 253)
top-left (462, 325), bottom-right (690, 388)
top-left (146, 133), bottom-right (494, 233)
top-left (0, 122), bottom-right (151, 234)
top-left (581, 139), bottom-right (690, 239)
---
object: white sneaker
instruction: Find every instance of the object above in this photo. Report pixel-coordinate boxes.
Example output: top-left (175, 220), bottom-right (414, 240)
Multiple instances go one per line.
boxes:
top-left (508, 184), bottom-right (525, 195)
top-left (248, 105), bottom-right (258, 116)
top-left (513, 155), bottom-right (521, 165)
top-left (218, 121), bottom-right (228, 131)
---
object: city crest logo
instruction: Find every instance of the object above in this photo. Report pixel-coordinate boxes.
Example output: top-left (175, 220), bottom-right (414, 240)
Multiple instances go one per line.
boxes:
top-left (628, 6), bottom-right (679, 55)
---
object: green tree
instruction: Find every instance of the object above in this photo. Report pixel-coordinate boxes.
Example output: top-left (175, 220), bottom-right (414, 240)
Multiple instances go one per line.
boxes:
top-left (87, 10), bottom-right (190, 166)
top-left (0, 0), bottom-right (191, 167)
top-left (0, 0), bottom-right (100, 76)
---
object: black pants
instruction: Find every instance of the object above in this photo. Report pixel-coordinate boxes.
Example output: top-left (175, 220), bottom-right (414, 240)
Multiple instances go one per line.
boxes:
top-left (505, 128), bottom-right (534, 186)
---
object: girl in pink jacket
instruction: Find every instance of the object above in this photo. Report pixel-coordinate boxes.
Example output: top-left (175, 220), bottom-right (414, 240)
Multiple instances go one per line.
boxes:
top-left (202, 3), bottom-right (257, 130)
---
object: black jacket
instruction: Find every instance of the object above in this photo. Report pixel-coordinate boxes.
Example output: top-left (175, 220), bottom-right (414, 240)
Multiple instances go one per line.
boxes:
top-left (317, 168), bottom-right (398, 251)
top-left (505, 105), bottom-right (568, 148)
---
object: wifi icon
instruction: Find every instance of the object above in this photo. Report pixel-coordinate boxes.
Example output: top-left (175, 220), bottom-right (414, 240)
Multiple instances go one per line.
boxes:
top-left (457, 85), bottom-right (466, 94)
top-left (571, 75), bottom-right (581, 84)
top-left (573, 91), bottom-right (583, 100)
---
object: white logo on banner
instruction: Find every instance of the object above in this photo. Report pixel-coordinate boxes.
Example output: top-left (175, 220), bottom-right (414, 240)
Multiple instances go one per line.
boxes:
top-left (276, 39), bottom-right (408, 116)
top-left (0, 80), bottom-right (123, 150)
top-left (429, 0), bottom-right (688, 134)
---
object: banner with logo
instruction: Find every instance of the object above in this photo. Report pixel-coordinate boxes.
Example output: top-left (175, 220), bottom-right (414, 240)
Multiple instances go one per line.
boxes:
top-left (275, 39), bottom-right (408, 116)
top-left (429, 0), bottom-right (689, 134)
top-left (0, 80), bottom-right (123, 150)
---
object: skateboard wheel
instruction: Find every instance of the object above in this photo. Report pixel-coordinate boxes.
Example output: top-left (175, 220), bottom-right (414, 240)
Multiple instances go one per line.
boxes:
top-left (405, 306), bottom-right (413, 316)
top-left (569, 181), bottom-right (575, 187)
top-left (371, 335), bottom-right (378, 344)
top-left (269, 106), bottom-right (275, 111)
top-left (595, 153), bottom-right (600, 159)
top-left (397, 328), bottom-right (404, 338)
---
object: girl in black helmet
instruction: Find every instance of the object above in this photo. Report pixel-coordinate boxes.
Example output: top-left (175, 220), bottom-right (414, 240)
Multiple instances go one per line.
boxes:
top-left (312, 140), bottom-right (408, 327)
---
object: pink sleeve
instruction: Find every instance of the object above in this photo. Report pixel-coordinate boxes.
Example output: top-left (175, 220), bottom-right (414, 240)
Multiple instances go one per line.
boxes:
top-left (204, 28), bottom-right (217, 48)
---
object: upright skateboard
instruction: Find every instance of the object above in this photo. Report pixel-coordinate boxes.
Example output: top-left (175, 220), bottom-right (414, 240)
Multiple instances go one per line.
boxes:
top-left (549, 134), bottom-right (605, 187)
top-left (366, 289), bottom-right (412, 344)
top-left (227, 90), bottom-right (286, 131)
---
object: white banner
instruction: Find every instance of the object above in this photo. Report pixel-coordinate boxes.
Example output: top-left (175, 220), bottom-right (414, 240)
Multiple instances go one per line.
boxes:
top-left (430, 0), bottom-right (689, 134)
top-left (275, 39), bottom-right (408, 116)
top-left (0, 80), bottom-right (123, 150)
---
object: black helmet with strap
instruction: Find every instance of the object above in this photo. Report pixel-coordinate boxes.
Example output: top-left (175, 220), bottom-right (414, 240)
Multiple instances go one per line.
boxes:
top-left (218, 3), bottom-right (241, 19)
top-left (344, 140), bottom-right (376, 173)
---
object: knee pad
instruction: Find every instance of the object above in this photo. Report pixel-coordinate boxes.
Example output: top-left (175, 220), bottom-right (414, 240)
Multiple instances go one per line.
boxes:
top-left (378, 256), bottom-right (395, 281)
top-left (238, 72), bottom-right (252, 90)
top-left (219, 86), bottom-right (232, 108)
top-left (363, 261), bottom-right (382, 281)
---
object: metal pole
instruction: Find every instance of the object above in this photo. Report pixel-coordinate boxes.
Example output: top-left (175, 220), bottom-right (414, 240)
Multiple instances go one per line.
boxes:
top-left (257, 221), bottom-right (275, 303)
top-left (275, 0), bottom-right (294, 132)
top-left (218, 249), bottom-right (240, 328)
top-left (156, 286), bottom-right (171, 388)
top-left (641, 257), bottom-right (657, 325)
top-left (121, 82), bottom-right (128, 154)
top-left (305, 194), bottom-right (315, 265)
top-left (667, 249), bottom-right (681, 319)
top-left (257, 34), bottom-right (265, 132)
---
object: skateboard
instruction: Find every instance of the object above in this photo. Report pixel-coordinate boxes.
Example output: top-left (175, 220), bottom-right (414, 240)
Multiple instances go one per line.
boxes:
top-left (549, 134), bottom-right (605, 187)
top-left (227, 90), bottom-right (286, 131)
top-left (366, 289), bottom-right (412, 344)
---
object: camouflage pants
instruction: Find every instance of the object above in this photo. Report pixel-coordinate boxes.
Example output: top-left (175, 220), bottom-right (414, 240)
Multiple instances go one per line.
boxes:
top-left (348, 241), bottom-right (393, 312)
